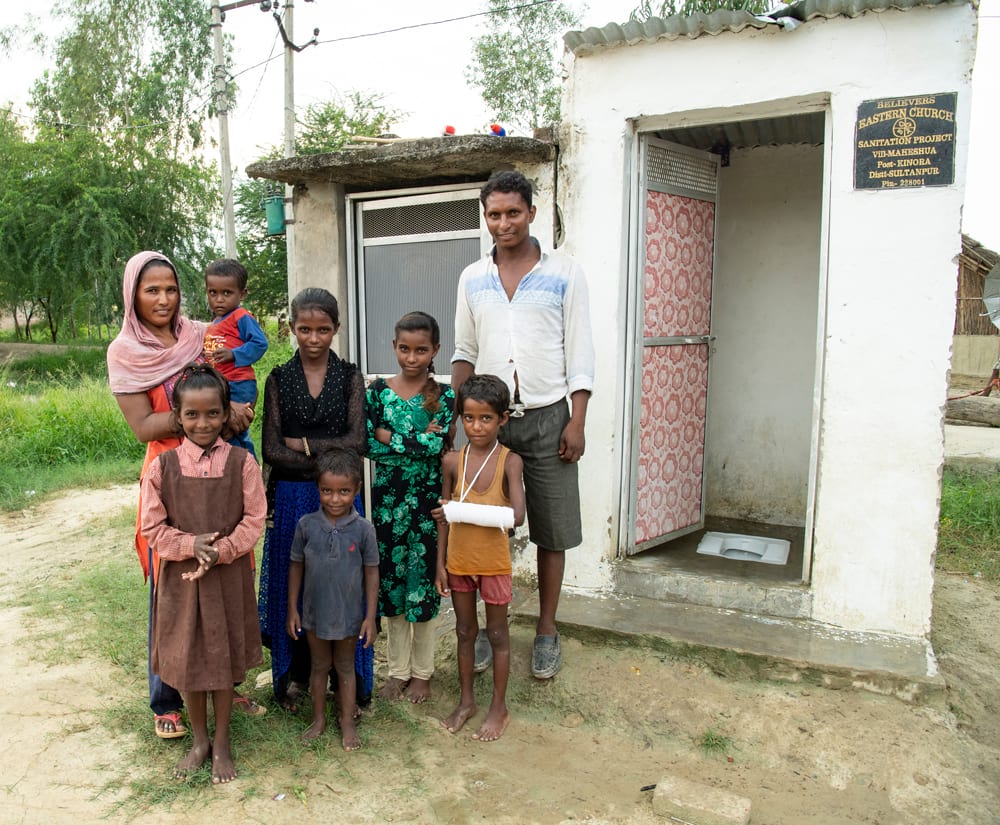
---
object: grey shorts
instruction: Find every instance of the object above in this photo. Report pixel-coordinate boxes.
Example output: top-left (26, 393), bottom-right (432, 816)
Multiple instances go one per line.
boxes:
top-left (498, 400), bottom-right (582, 551)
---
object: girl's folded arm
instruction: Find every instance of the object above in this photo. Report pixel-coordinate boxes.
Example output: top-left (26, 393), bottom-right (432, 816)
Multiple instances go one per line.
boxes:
top-left (299, 368), bottom-right (367, 456)
top-left (261, 373), bottom-right (313, 472)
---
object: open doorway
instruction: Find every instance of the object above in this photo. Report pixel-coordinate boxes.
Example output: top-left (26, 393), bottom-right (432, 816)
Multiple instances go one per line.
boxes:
top-left (624, 111), bottom-right (826, 588)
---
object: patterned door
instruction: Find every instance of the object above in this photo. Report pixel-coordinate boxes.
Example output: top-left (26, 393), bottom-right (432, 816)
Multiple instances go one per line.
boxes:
top-left (630, 139), bottom-right (718, 553)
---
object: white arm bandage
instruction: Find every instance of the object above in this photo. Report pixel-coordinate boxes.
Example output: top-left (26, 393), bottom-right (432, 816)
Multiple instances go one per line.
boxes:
top-left (442, 500), bottom-right (514, 530)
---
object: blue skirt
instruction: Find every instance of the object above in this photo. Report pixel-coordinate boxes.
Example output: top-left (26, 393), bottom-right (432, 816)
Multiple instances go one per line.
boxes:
top-left (258, 480), bottom-right (373, 702)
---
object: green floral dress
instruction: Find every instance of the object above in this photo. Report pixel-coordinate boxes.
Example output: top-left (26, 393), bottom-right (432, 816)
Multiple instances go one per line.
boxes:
top-left (366, 378), bottom-right (455, 622)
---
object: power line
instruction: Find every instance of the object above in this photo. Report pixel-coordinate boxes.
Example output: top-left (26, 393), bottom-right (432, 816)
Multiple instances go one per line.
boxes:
top-left (4, 1), bottom-right (557, 135)
top-left (316, 0), bottom-right (558, 45)
top-left (228, 0), bottom-right (558, 78)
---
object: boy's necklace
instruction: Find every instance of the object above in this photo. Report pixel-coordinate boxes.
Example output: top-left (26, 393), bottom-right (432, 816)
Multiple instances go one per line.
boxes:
top-left (459, 442), bottom-right (500, 502)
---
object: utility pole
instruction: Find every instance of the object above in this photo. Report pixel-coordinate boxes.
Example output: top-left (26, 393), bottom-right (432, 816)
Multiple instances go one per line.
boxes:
top-left (210, 1), bottom-right (236, 256)
top-left (269, 0), bottom-right (318, 304)
top-left (282, 0), bottom-right (296, 300)
top-left (210, 0), bottom-right (316, 283)
top-left (210, 0), bottom-right (268, 257)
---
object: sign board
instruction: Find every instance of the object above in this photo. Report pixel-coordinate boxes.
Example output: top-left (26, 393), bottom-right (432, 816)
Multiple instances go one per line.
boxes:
top-left (854, 93), bottom-right (957, 190)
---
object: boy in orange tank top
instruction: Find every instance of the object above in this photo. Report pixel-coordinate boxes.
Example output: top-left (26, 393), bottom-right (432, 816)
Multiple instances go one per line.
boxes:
top-left (435, 374), bottom-right (525, 742)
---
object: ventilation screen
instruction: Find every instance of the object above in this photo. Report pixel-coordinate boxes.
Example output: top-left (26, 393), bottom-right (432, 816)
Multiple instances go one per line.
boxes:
top-left (363, 238), bottom-right (480, 374)
top-left (363, 198), bottom-right (480, 239)
top-left (646, 143), bottom-right (716, 197)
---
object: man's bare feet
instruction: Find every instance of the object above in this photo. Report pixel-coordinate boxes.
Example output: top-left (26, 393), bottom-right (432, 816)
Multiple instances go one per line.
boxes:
top-left (472, 705), bottom-right (510, 742)
top-left (405, 677), bottom-right (431, 704)
top-left (341, 715), bottom-right (362, 751)
top-left (302, 719), bottom-right (326, 741)
top-left (173, 741), bottom-right (211, 779)
top-left (441, 702), bottom-right (477, 734)
top-left (211, 743), bottom-right (237, 784)
top-left (377, 677), bottom-right (407, 701)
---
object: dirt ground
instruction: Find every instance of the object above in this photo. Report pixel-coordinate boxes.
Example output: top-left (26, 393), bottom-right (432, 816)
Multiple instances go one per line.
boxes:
top-left (1, 486), bottom-right (999, 825)
top-left (0, 342), bottom-right (74, 363)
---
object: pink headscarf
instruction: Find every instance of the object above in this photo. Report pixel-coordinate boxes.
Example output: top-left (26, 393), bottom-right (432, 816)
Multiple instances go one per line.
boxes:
top-left (106, 251), bottom-right (207, 394)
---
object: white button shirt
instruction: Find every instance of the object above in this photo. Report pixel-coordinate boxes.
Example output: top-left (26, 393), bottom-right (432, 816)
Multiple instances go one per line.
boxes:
top-left (452, 241), bottom-right (595, 409)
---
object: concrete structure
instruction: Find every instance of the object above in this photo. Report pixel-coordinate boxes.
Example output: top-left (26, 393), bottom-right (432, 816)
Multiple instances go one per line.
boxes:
top-left (247, 0), bottom-right (979, 675)
top-left (557, 0), bottom-right (976, 643)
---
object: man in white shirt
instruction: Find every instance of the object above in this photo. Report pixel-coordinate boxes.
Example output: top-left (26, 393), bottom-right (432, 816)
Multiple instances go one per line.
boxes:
top-left (451, 170), bottom-right (595, 679)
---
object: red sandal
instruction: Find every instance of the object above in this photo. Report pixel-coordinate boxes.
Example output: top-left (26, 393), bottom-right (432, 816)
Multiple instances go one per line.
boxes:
top-left (153, 711), bottom-right (187, 739)
top-left (233, 695), bottom-right (267, 717)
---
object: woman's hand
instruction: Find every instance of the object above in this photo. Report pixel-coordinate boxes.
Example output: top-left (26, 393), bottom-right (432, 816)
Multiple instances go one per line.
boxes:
top-left (229, 402), bottom-right (254, 433)
top-left (209, 348), bottom-right (236, 365)
top-left (374, 427), bottom-right (392, 445)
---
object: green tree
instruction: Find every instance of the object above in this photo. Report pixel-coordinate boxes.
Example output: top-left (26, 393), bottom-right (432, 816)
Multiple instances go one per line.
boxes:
top-left (236, 92), bottom-right (402, 317)
top-left (0, 0), bottom-right (221, 340)
top-left (297, 91), bottom-right (403, 155)
top-left (466, 0), bottom-right (579, 135)
top-left (630, 0), bottom-right (776, 18)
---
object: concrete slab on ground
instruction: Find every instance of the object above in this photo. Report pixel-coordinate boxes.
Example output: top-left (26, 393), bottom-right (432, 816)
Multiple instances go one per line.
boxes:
top-left (945, 422), bottom-right (1000, 469)
top-left (512, 588), bottom-right (944, 704)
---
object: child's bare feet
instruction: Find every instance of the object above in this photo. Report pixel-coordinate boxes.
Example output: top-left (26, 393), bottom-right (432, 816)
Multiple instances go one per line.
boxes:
top-left (377, 677), bottom-right (407, 701)
top-left (173, 741), bottom-right (211, 779)
top-left (211, 743), bottom-right (237, 784)
top-left (405, 677), bottom-right (430, 704)
top-left (340, 715), bottom-right (362, 751)
top-left (472, 705), bottom-right (510, 742)
top-left (302, 719), bottom-right (326, 741)
top-left (441, 702), bottom-right (477, 734)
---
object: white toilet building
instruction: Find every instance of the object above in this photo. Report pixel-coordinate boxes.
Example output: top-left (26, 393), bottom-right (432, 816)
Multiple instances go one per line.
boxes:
top-left (248, 0), bottom-right (979, 671)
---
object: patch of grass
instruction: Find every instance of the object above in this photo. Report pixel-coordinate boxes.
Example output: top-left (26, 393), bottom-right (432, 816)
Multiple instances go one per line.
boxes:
top-left (1, 347), bottom-right (109, 387)
top-left (697, 727), bottom-right (733, 755)
top-left (0, 373), bottom-right (144, 510)
top-left (937, 468), bottom-right (1000, 583)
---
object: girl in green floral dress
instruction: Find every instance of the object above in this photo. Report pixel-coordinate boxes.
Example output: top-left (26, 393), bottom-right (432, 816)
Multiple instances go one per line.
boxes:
top-left (367, 312), bottom-right (455, 703)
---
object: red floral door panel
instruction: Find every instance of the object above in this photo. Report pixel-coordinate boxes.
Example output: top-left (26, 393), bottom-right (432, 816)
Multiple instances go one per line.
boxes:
top-left (635, 190), bottom-right (715, 548)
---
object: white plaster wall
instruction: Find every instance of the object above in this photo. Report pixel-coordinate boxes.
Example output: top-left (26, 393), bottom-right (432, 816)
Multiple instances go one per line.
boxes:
top-left (707, 144), bottom-right (822, 525)
top-left (559, 5), bottom-right (976, 635)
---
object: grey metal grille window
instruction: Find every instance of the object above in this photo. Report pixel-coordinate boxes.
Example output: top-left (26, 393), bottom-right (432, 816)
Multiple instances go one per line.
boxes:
top-left (354, 188), bottom-right (485, 376)
top-left (647, 142), bottom-right (717, 197)
top-left (363, 199), bottom-right (480, 239)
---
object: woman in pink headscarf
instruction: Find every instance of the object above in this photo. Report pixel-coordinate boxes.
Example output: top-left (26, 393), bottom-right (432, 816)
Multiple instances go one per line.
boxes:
top-left (107, 251), bottom-right (256, 739)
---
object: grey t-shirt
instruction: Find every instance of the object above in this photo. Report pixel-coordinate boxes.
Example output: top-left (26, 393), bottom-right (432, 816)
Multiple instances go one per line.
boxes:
top-left (290, 509), bottom-right (379, 640)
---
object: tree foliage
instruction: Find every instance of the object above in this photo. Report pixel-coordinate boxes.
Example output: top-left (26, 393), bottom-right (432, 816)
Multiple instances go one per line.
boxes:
top-left (466, 0), bottom-right (579, 135)
top-left (0, 0), bottom-right (220, 341)
top-left (297, 91), bottom-right (403, 155)
top-left (630, 0), bottom-right (776, 18)
top-left (235, 92), bottom-right (402, 318)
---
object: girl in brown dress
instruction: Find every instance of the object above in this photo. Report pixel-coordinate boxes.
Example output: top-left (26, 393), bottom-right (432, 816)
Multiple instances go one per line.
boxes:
top-left (140, 364), bottom-right (267, 783)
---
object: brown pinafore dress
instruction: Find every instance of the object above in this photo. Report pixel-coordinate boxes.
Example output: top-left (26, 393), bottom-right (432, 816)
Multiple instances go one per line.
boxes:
top-left (150, 447), bottom-right (262, 692)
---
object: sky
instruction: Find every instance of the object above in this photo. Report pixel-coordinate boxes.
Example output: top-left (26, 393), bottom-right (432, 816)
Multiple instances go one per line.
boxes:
top-left (1, 0), bottom-right (997, 249)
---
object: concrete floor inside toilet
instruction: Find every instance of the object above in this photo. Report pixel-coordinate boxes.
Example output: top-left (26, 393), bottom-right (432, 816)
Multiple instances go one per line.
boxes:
top-left (636, 516), bottom-right (805, 584)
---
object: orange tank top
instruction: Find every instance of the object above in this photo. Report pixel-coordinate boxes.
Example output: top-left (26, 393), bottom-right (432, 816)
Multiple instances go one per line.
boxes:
top-left (447, 445), bottom-right (512, 577)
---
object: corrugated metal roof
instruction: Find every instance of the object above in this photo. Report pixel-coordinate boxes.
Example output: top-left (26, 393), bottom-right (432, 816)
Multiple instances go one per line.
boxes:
top-left (659, 111), bottom-right (825, 151)
top-left (564, 0), bottom-right (966, 54)
top-left (563, 11), bottom-right (768, 54)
